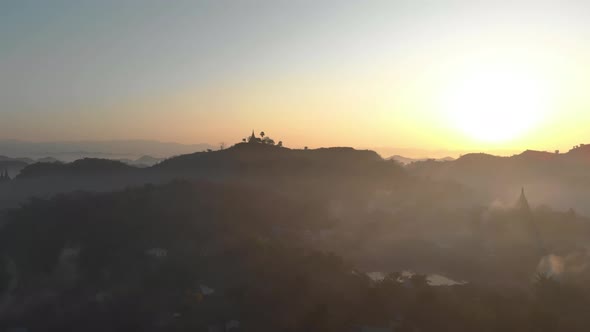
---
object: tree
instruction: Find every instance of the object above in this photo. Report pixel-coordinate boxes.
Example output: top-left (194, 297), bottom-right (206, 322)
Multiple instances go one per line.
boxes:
top-left (277, 141), bottom-right (283, 147)
top-left (260, 131), bottom-right (265, 138)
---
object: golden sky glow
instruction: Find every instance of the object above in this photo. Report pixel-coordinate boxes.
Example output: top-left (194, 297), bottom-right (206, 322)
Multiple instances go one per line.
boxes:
top-left (2, 1), bottom-right (590, 157)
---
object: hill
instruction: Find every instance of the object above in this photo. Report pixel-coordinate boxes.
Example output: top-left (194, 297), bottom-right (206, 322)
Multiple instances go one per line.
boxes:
top-left (156, 142), bottom-right (401, 178)
top-left (17, 158), bottom-right (136, 179)
top-left (118, 155), bottom-right (164, 168)
top-left (36, 157), bottom-right (62, 163)
top-left (13, 144), bottom-right (402, 180)
top-left (0, 144), bottom-right (407, 210)
top-left (406, 145), bottom-right (590, 214)
top-left (388, 155), bottom-right (455, 165)
top-left (0, 156), bottom-right (35, 164)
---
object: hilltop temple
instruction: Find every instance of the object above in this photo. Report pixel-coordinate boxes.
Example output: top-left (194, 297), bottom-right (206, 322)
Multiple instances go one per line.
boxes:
top-left (248, 130), bottom-right (258, 143)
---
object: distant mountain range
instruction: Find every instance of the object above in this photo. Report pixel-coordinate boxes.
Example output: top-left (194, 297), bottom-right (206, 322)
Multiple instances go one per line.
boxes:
top-left (115, 155), bottom-right (165, 168)
top-left (0, 154), bottom-right (165, 178)
top-left (3, 141), bottom-right (590, 216)
top-left (388, 155), bottom-right (455, 165)
top-left (14, 143), bottom-right (401, 180)
top-left (408, 145), bottom-right (590, 175)
top-left (406, 144), bottom-right (590, 213)
top-left (0, 143), bottom-right (410, 210)
top-left (0, 139), bottom-right (213, 161)
top-left (17, 158), bottom-right (136, 178)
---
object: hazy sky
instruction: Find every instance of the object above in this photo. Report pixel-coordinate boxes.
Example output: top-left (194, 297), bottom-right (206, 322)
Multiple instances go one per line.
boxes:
top-left (2, 0), bottom-right (590, 153)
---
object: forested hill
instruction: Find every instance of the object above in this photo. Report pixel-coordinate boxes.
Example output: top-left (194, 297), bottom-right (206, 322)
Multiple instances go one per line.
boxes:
top-left (17, 158), bottom-right (135, 179)
top-left (14, 143), bottom-right (402, 179)
top-left (406, 144), bottom-right (590, 214)
top-left (154, 143), bottom-right (401, 177)
top-left (408, 144), bottom-right (590, 179)
top-left (0, 144), bottom-right (406, 211)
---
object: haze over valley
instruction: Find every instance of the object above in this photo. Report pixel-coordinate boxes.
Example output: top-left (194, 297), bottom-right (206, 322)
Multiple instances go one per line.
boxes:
top-left (2, 1), bottom-right (590, 331)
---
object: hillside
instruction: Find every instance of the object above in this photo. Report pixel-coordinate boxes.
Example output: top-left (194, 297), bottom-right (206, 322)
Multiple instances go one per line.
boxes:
top-left (408, 146), bottom-right (590, 180)
top-left (156, 143), bottom-right (401, 178)
top-left (406, 145), bottom-right (590, 214)
top-left (388, 155), bottom-right (455, 165)
top-left (17, 158), bottom-right (136, 179)
top-left (0, 144), bottom-right (409, 211)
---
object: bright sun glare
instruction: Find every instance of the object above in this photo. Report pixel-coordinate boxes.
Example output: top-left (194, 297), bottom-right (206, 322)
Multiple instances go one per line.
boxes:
top-left (442, 65), bottom-right (551, 143)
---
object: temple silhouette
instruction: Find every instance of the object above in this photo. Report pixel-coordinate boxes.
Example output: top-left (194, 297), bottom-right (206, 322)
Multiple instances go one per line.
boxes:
top-left (515, 187), bottom-right (546, 256)
top-left (515, 187), bottom-right (531, 214)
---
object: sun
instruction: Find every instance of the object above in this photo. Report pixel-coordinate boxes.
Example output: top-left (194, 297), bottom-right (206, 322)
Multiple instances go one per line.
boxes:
top-left (441, 65), bottom-right (551, 143)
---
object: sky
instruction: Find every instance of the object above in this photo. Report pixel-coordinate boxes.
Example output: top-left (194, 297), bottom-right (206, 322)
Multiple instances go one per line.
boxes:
top-left (2, 0), bottom-right (590, 155)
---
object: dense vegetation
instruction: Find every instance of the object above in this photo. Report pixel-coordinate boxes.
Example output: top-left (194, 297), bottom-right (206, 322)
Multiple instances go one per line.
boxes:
top-left (1, 181), bottom-right (590, 331)
top-left (2, 139), bottom-right (590, 331)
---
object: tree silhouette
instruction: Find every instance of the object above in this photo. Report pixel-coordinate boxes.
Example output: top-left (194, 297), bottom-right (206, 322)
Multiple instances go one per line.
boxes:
top-left (262, 137), bottom-right (275, 145)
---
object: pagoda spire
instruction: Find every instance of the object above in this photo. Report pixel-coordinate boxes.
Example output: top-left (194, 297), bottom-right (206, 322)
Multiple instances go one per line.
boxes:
top-left (516, 187), bottom-right (531, 214)
top-left (248, 130), bottom-right (257, 143)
